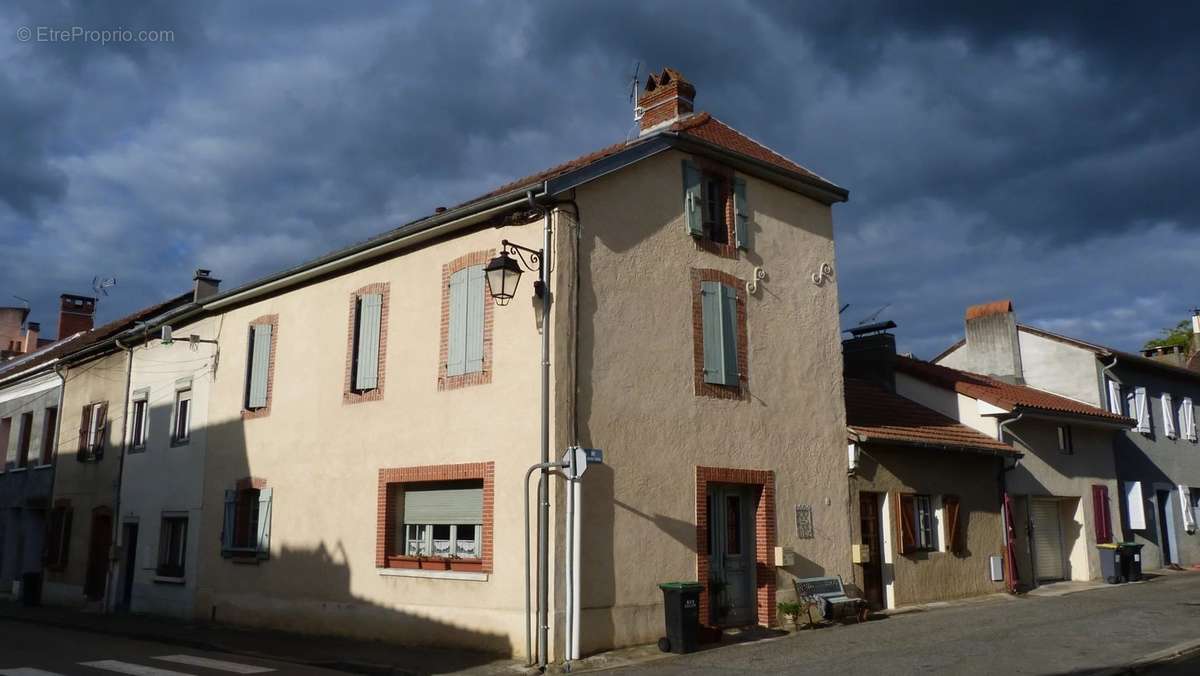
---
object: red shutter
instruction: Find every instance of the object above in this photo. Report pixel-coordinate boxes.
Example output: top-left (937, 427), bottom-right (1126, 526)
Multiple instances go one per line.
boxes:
top-left (1092, 485), bottom-right (1113, 544)
top-left (944, 495), bottom-right (963, 555)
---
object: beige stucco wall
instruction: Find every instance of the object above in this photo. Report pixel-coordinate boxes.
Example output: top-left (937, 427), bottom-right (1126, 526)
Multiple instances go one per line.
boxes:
top-left (849, 444), bottom-right (1005, 607)
top-left (194, 220), bottom-right (548, 656)
top-left (45, 349), bottom-right (129, 606)
top-left (568, 149), bottom-right (852, 653)
top-left (118, 315), bottom-right (218, 618)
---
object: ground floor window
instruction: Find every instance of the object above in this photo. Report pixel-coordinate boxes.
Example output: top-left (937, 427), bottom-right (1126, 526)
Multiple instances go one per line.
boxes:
top-left (156, 515), bottom-right (188, 578)
top-left (45, 502), bottom-right (73, 569)
top-left (221, 480), bottom-right (272, 560)
top-left (377, 462), bottom-right (494, 573)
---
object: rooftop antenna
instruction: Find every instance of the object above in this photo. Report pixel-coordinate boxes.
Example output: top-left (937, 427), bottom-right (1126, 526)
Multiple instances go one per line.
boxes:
top-left (11, 295), bottom-right (30, 309)
top-left (626, 61), bottom-right (642, 140)
top-left (92, 276), bottom-right (117, 297)
top-left (858, 302), bottom-right (891, 325)
top-left (839, 303), bottom-right (850, 315)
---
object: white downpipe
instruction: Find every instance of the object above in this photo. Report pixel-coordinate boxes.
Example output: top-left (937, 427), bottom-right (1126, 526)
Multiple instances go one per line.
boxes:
top-left (571, 478), bottom-right (582, 660)
top-left (565, 476), bottom-right (575, 663)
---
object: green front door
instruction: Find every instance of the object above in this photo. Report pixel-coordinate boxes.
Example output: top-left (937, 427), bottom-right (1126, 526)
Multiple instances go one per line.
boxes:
top-left (708, 484), bottom-right (757, 626)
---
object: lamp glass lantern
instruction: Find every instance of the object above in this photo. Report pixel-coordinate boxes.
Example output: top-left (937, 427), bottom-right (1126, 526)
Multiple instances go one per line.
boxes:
top-left (485, 250), bottom-right (523, 306)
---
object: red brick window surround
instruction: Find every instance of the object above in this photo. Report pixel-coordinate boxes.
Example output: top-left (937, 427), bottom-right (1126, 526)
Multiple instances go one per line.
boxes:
top-left (376, 462), bottom-right (494, 574)
top-left (691, 269), bottom-right (749, 400)
top-left (695, 466), bottom-right (776, 628)
top-left (694, 161), bottom-right (738, 260)
top-left (242, 314), bottom-right (278, 420)
top-left (438, 250), bottom-right (495, 391)
top-left (344, 283), bottom-right (390, 404)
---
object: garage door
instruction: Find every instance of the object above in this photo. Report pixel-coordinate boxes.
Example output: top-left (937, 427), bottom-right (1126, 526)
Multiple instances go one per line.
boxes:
top-left (1031, 499), bottom-right (1065, 581)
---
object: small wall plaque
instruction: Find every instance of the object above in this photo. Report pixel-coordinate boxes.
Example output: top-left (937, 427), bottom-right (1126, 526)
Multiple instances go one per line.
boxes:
top-left (795, 505), bottom-right (814, 539)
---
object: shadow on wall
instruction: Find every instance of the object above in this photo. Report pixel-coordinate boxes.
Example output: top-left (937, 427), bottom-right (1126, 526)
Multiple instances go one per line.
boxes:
top-left (109, 397), bottom-right (507, 666)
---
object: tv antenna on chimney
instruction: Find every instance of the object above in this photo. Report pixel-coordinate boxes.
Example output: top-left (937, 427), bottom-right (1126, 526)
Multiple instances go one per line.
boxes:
top-left (92, 276), bottom-right (117, 297)
top-left (858, 302), bottom-right (891, 325)
top-left (626, 61), bottom-right (642, 139)
top-left (11, 295), bottom-right (30, 310)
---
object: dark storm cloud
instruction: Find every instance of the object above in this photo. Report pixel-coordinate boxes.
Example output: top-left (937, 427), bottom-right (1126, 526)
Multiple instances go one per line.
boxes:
top-left (1, 0), bottom-right (1196, 357)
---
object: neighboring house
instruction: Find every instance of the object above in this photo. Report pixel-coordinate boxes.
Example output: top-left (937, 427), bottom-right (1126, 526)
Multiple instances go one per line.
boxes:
top-left (42, 293), bottom-right (194, 608)
top-left (112, 271), bottom-right (221, 617)
top-left (891, 351), bottom-right (1131, 589)
top-left (937, 302), bottom-right (1200, 570)
top-left (842, 324), bottom-right (1019, 609)
top-left (126, 67), bottom-right (853, 660)
top-left (0, 349), bottom-right (65, 595)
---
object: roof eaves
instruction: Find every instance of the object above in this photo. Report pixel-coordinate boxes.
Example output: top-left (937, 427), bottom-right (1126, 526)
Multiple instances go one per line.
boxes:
top-left (849, 428), bottom-right (1021, 457)
top-left (662, 131), bottom-right (849, 204)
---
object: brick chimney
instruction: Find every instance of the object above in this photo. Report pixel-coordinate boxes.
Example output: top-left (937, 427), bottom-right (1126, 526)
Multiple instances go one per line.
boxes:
top-left (843, 321), bottom-right (899, 392)
top-left (58, 294), bottom-right (97, 338)
top-left (193, 269), bottom-right (221, 303)
top-left (23, 322), bottom-right (39, 354)
top-left (963, 299), bottom-right (1024, 383)
top-left (637, 67), bottom-right (695, 135)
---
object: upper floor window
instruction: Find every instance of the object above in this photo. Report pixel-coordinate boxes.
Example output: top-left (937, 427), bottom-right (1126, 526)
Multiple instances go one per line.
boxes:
top-left (1128, 386), bottom-right (1152, 435)
top-left (40, 406), bottom-right (57, 466)
top-left (15, 411), bottom-right (33, 468)
top-left (682, 160), bottom-right (749, 255)
top-left (439, 253), bottom-right (494, 391)
top-left (77, 401), bottom-right (108, 461)
top-left (243, 316), bottom-right (278, 418)
top-left (1181, 397), bottom-right (1197, 442)
top-left (130, 391), bottom-right (148, 450)
top-left (171, 385), bottom-right (192, 445)
top-left (1162, 393), bottom-right (1178, 439)
top-left (345, 284), bottom-right (389, 403)
top-left (691, 270), bottom-right (748, 400)
top-left (1057, 425), bottom-right (1074, 454)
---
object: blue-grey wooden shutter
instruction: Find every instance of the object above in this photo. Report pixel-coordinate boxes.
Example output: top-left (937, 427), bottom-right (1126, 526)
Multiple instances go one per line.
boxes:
top-left (404, 485), bottom-right (483, 524)
top-left (221, 489), bottom-right (235, 557)
top-left (465, 266), bottom-right (485, 373)
top-left (256, 487), bottom-right (273, 560)
top-left (701, 281), bottom-right (725, 384)
top-left (733, 176), bottom-right (749, 249)
top-left (355, 293), bottom-right (383, 390)
top-left (682, 160), bottom-right (704, 237)
top-left (247, 324), bottom-right (272, 408)
top-left (447, 269), bottom-right (468, 376)
top-left (719, 284), bottom-right (740, 386)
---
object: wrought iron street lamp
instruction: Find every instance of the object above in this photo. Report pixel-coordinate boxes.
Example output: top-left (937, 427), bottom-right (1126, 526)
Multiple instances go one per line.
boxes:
top-left (484, 241), bottom-right (543, 307)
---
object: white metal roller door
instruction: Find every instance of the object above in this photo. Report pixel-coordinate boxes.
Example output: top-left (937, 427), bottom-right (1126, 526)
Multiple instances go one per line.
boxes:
top-left (1031, 499), bottom-right (1065, 581)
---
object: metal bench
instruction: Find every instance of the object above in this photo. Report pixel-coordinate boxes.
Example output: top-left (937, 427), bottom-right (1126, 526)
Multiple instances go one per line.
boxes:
top-left (794, 575), bottom-right (869, 624)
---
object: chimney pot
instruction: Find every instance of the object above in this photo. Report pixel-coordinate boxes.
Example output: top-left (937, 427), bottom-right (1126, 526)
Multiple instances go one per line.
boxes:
top-left (637, 67), bottom-right (696, 135)
top-left (193, 268), bottom-right (221, 303)
top-left (962, 299), bottom-right (1024, 383)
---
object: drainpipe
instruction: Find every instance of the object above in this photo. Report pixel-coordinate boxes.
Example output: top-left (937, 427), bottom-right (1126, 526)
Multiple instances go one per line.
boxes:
top-left (997, 412), bottom-right (1024, 593)
top-left (102, 336), bottom-right (136, 613)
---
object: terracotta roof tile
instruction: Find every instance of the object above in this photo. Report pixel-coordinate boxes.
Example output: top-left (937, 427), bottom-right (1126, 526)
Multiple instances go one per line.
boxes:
top-left (845, 378), bottom-right (1017, 455)
top-left (895, 355), bottom-right (1134, 425)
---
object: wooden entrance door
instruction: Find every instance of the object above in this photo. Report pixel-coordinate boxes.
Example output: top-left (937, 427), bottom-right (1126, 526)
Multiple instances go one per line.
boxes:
top-left (707, 484), bottom-right (757, 626)
top-left (84, 509), bottom-right (112, 601)
top-left (859, 492), bottom-right (885, 608)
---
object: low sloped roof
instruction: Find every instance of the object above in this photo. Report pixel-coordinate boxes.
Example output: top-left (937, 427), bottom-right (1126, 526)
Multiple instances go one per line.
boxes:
top-left (845, 378), bottom-right (1018, 455)
top-left (895, 355), bottom-right (1134, 426)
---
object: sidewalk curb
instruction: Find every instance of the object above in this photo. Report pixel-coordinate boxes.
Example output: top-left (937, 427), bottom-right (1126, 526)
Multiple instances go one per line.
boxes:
top-left (1088, 638), bottom-right (1200, 676)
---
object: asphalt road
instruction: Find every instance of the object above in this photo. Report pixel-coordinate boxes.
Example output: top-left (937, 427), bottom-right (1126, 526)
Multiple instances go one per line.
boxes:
top-left (0, 620), bottom-right (343, 676)
top-left (612, 573), bottom-right (1200, 675)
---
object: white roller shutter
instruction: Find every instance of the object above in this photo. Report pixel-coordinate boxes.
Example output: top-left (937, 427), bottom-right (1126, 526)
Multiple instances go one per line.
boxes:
top-left (1031, 499), bottom-right (1065, 581)
top-left (403, 482), bottom-right (483, 525)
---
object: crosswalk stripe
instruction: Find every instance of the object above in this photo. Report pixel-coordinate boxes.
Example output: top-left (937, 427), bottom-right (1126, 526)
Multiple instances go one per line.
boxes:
top-left (153, 656), bottom-right (274, 674)
top-left (0, 669), bottom-right (67, 676)
top-left (78, 661), bottom-right (193, 676)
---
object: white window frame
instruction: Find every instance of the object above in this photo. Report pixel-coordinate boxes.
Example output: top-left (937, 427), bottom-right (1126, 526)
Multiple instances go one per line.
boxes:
top-left (171, 387), bottom-right (192, 445)
top-left (130, 394), bottom-right (149, 449)
top-left (914, 495), bottom-right (936, 551)
top-left (404, 523), bottom-right (481, 559)
top-left (1057, 425), bottom-right (1074, 454)
top-left (1163, 393), bottom-right (1177, 439)
top-left (88, 403), bottom-right (104, 449)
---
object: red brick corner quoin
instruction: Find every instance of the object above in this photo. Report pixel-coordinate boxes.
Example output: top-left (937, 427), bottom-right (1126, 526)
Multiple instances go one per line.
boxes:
top-left (695, 466), bottom-right (776, 628)
top-left (376, 462), bottom-right (495, 574)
